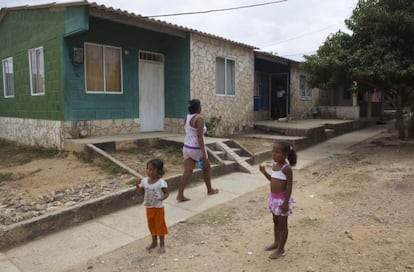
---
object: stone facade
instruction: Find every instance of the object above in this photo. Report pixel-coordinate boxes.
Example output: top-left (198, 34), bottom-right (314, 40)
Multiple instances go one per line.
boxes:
top-left (289, 64), bottom-right (321, 120)
top-left (61, 119), bottom-right (141, 140)
top-left (0, 117), bottom-right (145, 149)
top-left (190, 33), bottom-right (255, 137)
top-left (164, 118), bottom-right (184, 134)
top-left (0, 117), bottom-right (63, 149)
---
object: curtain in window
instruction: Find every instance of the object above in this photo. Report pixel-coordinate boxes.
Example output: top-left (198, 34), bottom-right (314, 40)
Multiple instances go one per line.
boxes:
top-left (216, 57), bottom-right (225, 94)
top-left (216, 57), bottom-right (236, 95)
top-left (2, 58), bottom-right (14, 96)
top-left (29, 48), bottom-right (45, 94)
top-left (85, 44), bottom-right (104, 92)
top-left (226, 59), bottom-right (235, 95)
top-left (104, 47), bottom-right (121, 92)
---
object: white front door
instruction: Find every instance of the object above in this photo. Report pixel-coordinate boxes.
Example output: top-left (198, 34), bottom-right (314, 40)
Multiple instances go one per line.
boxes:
top-left (139, 51), bottom-right (164, 132)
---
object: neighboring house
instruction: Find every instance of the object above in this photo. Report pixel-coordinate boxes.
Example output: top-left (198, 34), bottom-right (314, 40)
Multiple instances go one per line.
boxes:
top-left (318, 86), bottom-right (385, 120)
top-left (0, 1), bottom-right (255, 149)
top-left (253, 51), bottom-right (320, 121)
top-left (189, 33), bottom-right (255, 136)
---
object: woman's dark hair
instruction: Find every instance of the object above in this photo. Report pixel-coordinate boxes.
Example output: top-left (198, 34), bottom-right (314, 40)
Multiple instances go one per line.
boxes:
top-left (188, 99), bottom-right (201, 114)
top-left (147, 158), bottom-right (165, 176)
top-left (274, 140), bottom-right (297, 166)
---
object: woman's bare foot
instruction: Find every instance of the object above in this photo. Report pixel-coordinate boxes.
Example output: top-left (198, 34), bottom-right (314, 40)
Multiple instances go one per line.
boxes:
top-left (177, 196), bottom-right (190, 202)
top-left (207, 188), bottom-right (219, 195)
top-left (269, 250), bottom-right (285, 259)
top-left (146, 243), bottom-right (157, 252)
top-left (158, 246), bottom-right (166, 254)
top-left (265, 243), bottom-right (278, 251)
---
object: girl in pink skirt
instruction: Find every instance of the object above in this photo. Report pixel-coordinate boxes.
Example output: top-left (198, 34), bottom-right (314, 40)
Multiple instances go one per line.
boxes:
top-left (259, 140), bottom-right (297, 259)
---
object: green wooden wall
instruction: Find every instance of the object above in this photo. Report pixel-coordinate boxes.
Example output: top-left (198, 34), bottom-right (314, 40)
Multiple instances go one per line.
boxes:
top-left (0, 6), bottom-right (191, 122)
top-left (0, 8), bottom-right (65, 120)
top-left (64, 16), bottom-right (191, 121)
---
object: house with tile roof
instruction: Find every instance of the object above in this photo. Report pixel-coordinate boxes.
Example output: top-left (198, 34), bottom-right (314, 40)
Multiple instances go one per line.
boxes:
top-left (0, 1), bottom-right (318, 149)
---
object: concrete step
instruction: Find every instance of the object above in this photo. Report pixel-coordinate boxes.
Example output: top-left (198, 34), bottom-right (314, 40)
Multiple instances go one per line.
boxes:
top-left (325, 128), bottom-right (335, 139)
top-left (230, 147), bottom-right (242, 154)
top-left (212, 150), bottom-right (226, 160)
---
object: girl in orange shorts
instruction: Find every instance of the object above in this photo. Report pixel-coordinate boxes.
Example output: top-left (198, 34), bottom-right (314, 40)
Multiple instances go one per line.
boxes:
top-left (136, 159), bottom-right (169, 253)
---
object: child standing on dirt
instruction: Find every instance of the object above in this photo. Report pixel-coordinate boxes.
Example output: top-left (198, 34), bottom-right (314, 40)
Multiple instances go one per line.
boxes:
top-left (259, 140), bottom-right (297, 259)
top-left (136, 158), bottom-right (169, 254)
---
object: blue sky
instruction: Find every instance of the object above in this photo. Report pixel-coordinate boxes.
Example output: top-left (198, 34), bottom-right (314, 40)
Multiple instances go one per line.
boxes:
top-left (0, 0), bottom-right (359, 61)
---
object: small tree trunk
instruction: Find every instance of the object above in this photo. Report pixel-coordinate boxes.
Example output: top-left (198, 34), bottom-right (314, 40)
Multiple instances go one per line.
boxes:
top-left (396, 92), bottom-right (406, 140)
top-left (367, 91), bottom-right (372, 119)
top-left (409, 114), bottom-right (414, 139)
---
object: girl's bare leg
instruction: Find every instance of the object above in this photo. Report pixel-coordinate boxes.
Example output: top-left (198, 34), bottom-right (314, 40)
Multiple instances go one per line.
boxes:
top-left (177, 159), bottom-right (195, 201)
top-left (265, 214), bottom-right (279, 251)
top-left (202, 159), bottom-right (219, 195)
top-left (269, 216), bottom-right (288, 259)
top-left (146, 236), bottom-right (157, 252)
top-left (158, 236), bottom-right (166, 254)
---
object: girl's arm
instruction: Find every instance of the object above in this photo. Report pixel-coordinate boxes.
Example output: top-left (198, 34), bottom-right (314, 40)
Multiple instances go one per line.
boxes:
top-left (159, 187), bottom-right (169, 201)
top-left (259, 164), bottom-right (271, 181)
top-left (281, 166), bottom-right (293, 212)
top-left (195, 116), bottom-right (207, 160)
top-left (136, 178), bottom-right (145, 194)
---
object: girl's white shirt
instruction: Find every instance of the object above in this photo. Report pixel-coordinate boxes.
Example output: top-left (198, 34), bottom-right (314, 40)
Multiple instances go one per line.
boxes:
top-left (139, 177), bottom-right (168, 208)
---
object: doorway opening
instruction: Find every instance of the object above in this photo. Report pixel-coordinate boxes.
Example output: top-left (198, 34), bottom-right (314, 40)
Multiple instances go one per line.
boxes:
top-left (270, 73), bottom-right (289, 120)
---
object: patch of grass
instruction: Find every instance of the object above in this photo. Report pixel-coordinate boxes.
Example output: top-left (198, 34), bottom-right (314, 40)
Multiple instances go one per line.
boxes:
top-left (185, 206), bottom-right (233, 227)
top-left (0, 172), bottom-right (13, 182)
top-left (73, 151), bottom-right (94, 163)
top-left (298, 216), bottom-right (321, 227)
top-left (97, 159), bottom-right (129, 175)
top-left (0, 139), bottom-right (60, 167)
top-left (73, 151), bottom-right (128, 175)
top-left (127, 178), bottom-right (138, 187)
top-left (0, 170), bottom-right (34, 182)
top-left (29, 168), bottom-right (42, 175)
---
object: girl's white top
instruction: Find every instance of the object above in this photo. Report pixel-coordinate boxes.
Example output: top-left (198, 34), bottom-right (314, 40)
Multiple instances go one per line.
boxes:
top-left (139, 177), bottom-right (168, 208)
top-left (183, 113), bottom-right (207, 148)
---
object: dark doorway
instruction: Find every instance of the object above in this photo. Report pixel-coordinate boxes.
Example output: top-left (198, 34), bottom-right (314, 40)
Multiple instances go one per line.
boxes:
top-left (270, 73), bottom-right (289, 119)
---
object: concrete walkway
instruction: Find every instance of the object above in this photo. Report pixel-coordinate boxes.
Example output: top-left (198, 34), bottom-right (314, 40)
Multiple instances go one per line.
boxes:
top-left (0, 123), bottom-right (391, 272)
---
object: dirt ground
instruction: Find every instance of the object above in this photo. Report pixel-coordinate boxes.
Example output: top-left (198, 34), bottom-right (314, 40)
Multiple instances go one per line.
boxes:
top-left (62, 130), bottom-right (414, 272)
top-left (1, 131), bottom-right (414, 271)
top-left (0, 141), bottom-right (185, 225)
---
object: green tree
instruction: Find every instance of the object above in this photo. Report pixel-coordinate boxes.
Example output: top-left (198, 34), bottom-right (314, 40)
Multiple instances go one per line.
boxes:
top-left (305, 0), bottom-right (414, 139)
top-left (304, 31), bottom-right (353, 90)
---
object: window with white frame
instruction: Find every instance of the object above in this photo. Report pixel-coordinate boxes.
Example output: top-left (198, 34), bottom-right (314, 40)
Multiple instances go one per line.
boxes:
top-left (28, 47), bottom-right (45, 95)
top-left (216, 57), bottom-right (235, 95)
top-left (2, 57), bottom-right (14, 98)
top-left (85, 43), bottom-right (122, 93)
top-left (299, 75), bottom-right (312, 100)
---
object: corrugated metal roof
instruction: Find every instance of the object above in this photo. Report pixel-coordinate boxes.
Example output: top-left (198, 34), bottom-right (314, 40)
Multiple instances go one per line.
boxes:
top-left (0, 1), bottom-right (257, 49)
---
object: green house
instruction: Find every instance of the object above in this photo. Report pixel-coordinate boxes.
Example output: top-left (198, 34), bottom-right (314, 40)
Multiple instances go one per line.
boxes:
top-left (0, 1), bottom-right (197, 149)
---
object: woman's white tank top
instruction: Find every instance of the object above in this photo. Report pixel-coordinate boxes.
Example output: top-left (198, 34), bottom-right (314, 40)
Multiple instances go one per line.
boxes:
top-left (183, 114), bottom-right (206, 148)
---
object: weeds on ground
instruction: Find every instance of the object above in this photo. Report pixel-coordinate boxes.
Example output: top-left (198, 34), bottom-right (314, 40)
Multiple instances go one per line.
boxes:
top-left (0, 169), bottom-right (42, 183)
top-left (0, 139), bottom-right (61, 168)
top-left (73, 151), bottom-right (128, 175)
top-left (298, 216), bottom-right (321, 227)
top-left (97, 159), bottom-right (129, 175)
top-left (185, 206), bottom-right (234, 227)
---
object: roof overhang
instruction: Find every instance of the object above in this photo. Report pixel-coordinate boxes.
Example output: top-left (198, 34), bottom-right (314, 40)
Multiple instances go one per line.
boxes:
top-left (255, 50), bottom-right (301, 65)
top-left (0, 1), bottom-right (258, 50)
